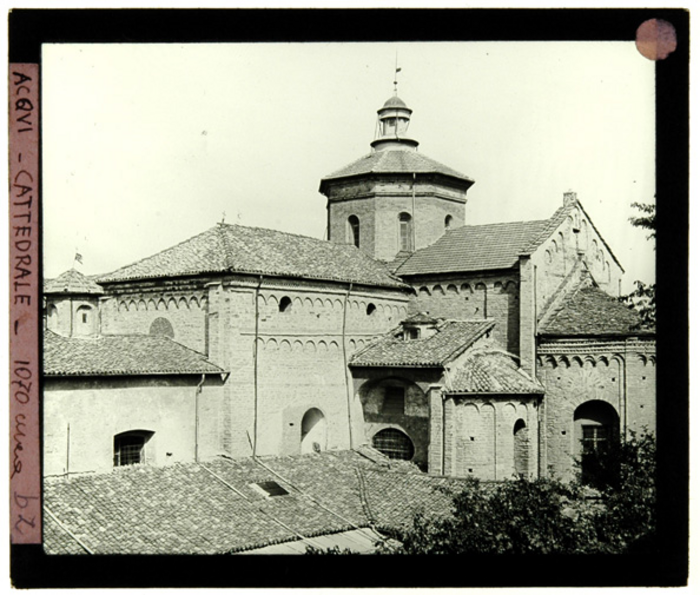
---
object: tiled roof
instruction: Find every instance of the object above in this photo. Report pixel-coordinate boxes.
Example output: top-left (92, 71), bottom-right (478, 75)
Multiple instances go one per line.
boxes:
top-left (447, 349), bottom-right (543, 394)
top-left (538, 285), bottom-right (651, 336)
top-left (98, 223), bottom-right (405, 289)
top-left (320, 149), bottom-right (473, 186)
top-left (43, 450), bottom-right (468, 555)
top-left (43, 331), bottom-right (223, 376)
top-left (350, 319), bottom-right (495, 367)
top-left (44, 268), bottom-right (104, 295)
top-left (395, 219), bottom-right (550, 276)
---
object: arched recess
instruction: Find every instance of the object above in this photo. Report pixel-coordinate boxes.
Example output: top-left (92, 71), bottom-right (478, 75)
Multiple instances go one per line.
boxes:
top-left (149, 316), bottom-right (175, 339)
top-left (372, 428), bottom-right (414, 461)
top-left (573, 400), bottom-right (620, 486)
top-left (301, 408), bottom-right (326, 453)
top-left (513, 418), bottom-right (529, 477)
top-left (47, 304), bottom-right (59, 331)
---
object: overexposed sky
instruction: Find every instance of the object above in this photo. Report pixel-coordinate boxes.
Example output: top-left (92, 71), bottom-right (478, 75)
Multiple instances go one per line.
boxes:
top-left (42, 42), bottom-right (656, 291)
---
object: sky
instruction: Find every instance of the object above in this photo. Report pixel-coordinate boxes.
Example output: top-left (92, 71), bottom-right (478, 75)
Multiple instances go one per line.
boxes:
top-left (42, 41), bottom-right (656, 292)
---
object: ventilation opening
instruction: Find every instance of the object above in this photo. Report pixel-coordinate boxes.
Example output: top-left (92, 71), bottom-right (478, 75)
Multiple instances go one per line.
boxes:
top-left (251, 481), bottom-right (289, 498)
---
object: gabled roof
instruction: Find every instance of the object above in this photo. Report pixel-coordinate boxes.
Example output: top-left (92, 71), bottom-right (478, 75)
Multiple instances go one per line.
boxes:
top-left (350, 319), bottom-right (495, 368)
top-left (44, 268), bottom-right (104, 295)
top-left (97, 223), bottom-right (405, 289)
top-left (538, 283), bottom-right (651, 337)
top-left (43, 449), bottom-right (466, 555)
top-left (395, 219), bottom-right (550, 276)
top-left (43, 331), bottom-right (224, 376)
top-left (320, 149), bottom-right (474, 190)
top-left (447, 349), bottom-right (543, 394)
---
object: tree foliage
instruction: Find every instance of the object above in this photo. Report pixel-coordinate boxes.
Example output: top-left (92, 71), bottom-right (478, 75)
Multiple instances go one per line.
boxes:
top-left (620, 201), bottom-right (656, 327)
top-left (307, 432), bottom-right (656, 555)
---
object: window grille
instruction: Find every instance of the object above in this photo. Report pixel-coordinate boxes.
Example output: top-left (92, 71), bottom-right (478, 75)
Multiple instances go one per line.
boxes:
top-left (372, 428), bottom-right (414, 460)
top-left (113, 433), bottom-right (149, 466)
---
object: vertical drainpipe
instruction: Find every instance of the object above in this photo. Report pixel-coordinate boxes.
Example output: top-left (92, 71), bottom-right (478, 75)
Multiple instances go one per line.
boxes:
top-left (441, 396), bottom-right (446, 475)
top-left (411, 173), bottom-right (417, 251)
top-left (342, 282), bottom-right (354, 448)
top-left (253, 275), bottom-right (264, 456)
top-left (66, 423), bottom-right (70, 475)
top-left (194, 373), bottom-right (205, 462)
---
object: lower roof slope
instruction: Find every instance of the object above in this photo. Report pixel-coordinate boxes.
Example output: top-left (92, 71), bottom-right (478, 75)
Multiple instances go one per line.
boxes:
top-left (97, 223), bottom-right (405, 289)
top-left (44, 330), bottom-right (223, 376)
top-left (350, 319), bottom-right (495, 368)
top-left (447, 349), bottom-right (543, 394)
top-left (539, 284), bottom-right (652, 337)
top-left (43, 449), bottom-right (466, 555)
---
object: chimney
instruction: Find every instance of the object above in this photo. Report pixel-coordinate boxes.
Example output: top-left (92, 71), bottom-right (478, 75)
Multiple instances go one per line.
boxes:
top-left (563, 190), bottom-right (577, 206)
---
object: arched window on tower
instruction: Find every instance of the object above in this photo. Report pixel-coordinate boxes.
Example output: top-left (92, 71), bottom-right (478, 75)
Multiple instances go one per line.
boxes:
top-left (347, 215), bottom-right (360, 248)
top-left (444, 214), bottom-right (453, 230)
top-left (399, 212), bottom-right (413, 252)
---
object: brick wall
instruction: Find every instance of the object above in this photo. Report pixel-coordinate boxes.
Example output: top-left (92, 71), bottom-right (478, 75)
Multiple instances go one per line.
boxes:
top-left (536, 337), bottom-right (655, 481)
top-left (442, 396), bottom-right (539, 480)
top-left (326, 175), bottom-right (467, 261)
top-left (100, 288), bottom-right (208, 354)
top-left (408, 272), bottom-right (520, 355)
top-left (214, 277), bottom-right (410, 459)
top-left (531, 205), bottom-right (624, 316)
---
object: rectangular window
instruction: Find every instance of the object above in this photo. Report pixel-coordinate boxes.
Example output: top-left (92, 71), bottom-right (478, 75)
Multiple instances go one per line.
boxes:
top-left (582, 425), bottom-right (609, 454)
top-left (383, 386), bottom-right (405, 416)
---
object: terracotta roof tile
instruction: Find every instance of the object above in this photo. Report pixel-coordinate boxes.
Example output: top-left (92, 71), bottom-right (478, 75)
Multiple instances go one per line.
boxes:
top-left (448, 349), bottom-right (543, 394)
top-left (350, 319), bottom-right (495, 367)
top-left (43, 330), bottom-right (224, 376)
top-left (44, 269), bottom-right (104, 295)
top-left (97, 223), bottom-right (405, 288)
top-left (396, 219), bottom-right (549, 276)
top-left (43, 450), bottom-right (468, 555)
top-left (538, 285), bottom-right (650, 336)
top-left (320, 149), bottom-right (473, 186)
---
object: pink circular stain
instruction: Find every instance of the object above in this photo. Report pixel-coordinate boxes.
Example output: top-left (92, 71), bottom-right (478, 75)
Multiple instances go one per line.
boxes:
top-left (636, 19), bottom-right (677, 61)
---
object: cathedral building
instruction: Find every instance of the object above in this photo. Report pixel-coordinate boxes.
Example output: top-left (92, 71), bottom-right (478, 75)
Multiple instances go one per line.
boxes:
top-left (43, 91), bottom-right (655, 486)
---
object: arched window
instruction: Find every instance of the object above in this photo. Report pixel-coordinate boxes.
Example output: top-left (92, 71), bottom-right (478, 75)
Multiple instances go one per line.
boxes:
top-left (366, 303), bottom-right (376, 316)
top-left (301, 408), bottom-right (326, 454)
top-left (444, 214), bottom-right (453, 230)
top-left (47, 304), bottom-right (59, 331)
top-left (149, 317), bottom-right (174, 338)
top-left (574, 401), bottom-right (620, 487)
top-left (74, 305), bottom-right (94, 336)
top-left (113, 430), bottom-right (154, 467)
top-left (372, 428), bottom-right (414, 461)
top-left (513, 419), bottom-right (528, 477)
top-left (347, 215), bottom-right (360, 248)
top-left (399, 212), bottom-right (413, 252)
top-left (279, 296), bottom-right (292, 313)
